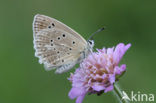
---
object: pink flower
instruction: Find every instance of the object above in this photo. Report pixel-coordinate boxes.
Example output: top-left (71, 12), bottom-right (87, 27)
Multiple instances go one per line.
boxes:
top-left (68, 43), bottom-right (131, 103)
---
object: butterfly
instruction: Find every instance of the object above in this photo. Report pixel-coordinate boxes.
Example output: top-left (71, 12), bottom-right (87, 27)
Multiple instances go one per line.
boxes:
top-left (33, 14), bottom-right (94, 74)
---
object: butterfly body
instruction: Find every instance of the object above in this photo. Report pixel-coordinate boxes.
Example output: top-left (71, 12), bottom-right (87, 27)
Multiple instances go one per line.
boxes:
top-left (33, 14), bottom-right (94, 74)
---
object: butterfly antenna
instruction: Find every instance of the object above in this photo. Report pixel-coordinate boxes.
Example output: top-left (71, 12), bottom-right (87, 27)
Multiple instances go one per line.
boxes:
top-left (88, 27), bottom-right (105, 40)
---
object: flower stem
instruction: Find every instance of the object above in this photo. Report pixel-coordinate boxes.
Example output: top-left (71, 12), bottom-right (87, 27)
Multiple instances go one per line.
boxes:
top-left (113, 83), bottom-right (129, 103)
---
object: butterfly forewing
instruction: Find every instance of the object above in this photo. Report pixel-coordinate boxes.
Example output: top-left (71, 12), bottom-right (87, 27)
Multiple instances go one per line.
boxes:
top-left (33, 14), bottom-right (87, 45)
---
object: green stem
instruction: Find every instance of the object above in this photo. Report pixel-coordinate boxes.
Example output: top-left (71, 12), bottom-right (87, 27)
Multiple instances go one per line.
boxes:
top-left (113, 83), bottom-right (129, 103)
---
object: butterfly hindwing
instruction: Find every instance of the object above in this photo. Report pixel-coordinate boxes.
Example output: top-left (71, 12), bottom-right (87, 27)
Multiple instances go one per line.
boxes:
top-left (55, 62), bottom-right (77, 74)
top-left (34, 28), bottom-right (84, 71)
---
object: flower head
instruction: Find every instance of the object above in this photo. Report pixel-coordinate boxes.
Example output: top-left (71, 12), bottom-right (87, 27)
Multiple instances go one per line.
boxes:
top-left (68, 43), bottom-right (131, 103)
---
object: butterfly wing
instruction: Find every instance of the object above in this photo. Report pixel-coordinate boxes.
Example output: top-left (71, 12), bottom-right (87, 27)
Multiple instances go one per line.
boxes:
top-left (33, 14), bottom-right (87, 45)
top-left (33, 26), bottom-right (87, 73)
top-left (55, 62), bottom-right (77, 74)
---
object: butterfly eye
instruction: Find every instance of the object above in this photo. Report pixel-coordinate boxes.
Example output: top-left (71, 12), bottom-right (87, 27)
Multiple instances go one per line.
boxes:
top-left (89, 41), bottom-right (92, 45)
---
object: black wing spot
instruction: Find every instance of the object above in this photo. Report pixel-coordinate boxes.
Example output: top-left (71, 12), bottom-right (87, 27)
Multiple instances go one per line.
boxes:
top-left (62, 34), bottom-right (66, 37)
top-left (73, 41), bottom-right (75, 44)
top-left (48, 26), bottom-right (51, 28)
top-left (52, 23), bottom-right (55, 27)
top-left (57, 51), bottom-right (60, 54)
top-left (62, 60), bottom-right (64, 62)
top-left (54, 48), bottom-right (56, 50)
top-left (51, 40), bottom-right (53, 42)
top-left (69, 48), bottom-right (72, 50)
top-left (57, 37), bottom-right (60, 40)
top-left (51, 44), bottom-right (53, 46)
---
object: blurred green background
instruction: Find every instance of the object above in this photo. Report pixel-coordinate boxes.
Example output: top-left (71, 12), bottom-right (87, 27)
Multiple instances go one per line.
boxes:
top-left (0, 0), bottom-right (156, 103)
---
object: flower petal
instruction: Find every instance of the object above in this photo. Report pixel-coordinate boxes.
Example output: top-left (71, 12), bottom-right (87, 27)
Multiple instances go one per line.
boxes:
top-left (109, 74), bottom-right (115, 84)
top-left (92, 85), bottom-right (105, 91)
top-left (107, 47), bottom-right (114, 55)
top-left (120, 64), bottom-right (126, 73)
top-left (97, 48), bottom-right (106, 53)
top-left (114, 64), bottom-right (126, 75)
top-left (76, 93), bottom-right (86, 103)
top-left (113, 43), bottom-right (131, 65)
top-left (68, 87), bottom-right (85, 99)
top-left (104, 85), bottom-right (114, 93)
